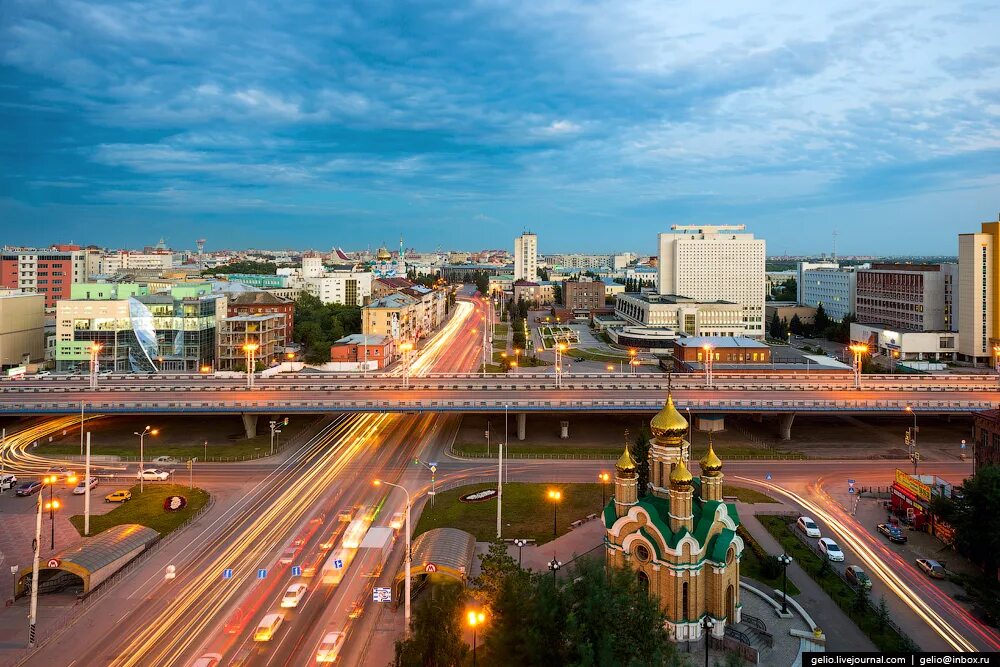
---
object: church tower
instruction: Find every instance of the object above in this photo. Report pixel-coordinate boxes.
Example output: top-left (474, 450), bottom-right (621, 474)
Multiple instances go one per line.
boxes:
top-left (648, 393), bottom-right (689, 497)
top-left (699, 434), bottom-right (724, 502)
top-left (667, 458), bottom-right (694, 532)
top-left (613, 442), bottom-right (638, 518)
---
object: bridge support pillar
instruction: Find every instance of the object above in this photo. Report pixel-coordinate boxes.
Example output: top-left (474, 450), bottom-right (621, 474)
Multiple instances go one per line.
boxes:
top-left (777, 413), bottom-right (795, 441)
top-left (241, 413), bottom-right (259, 439)
top-left (517, 413), bottom-right (527, 441)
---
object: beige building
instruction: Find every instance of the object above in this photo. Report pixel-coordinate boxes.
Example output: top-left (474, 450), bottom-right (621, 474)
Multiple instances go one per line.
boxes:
top-left (362, 293), bottom-right (419, 342)
top-left (217, 314), bottom-right (286, 370)
top-left (959, 219), bottom-right (999, 364)
top-left (0, 291), bottom-right (45, 367)
top-left (615, 293), bottom-right (747, 337)
top-left (605, 394), bottom-right (742, 642)
top-left (513, 281), bottom-right (555, 306)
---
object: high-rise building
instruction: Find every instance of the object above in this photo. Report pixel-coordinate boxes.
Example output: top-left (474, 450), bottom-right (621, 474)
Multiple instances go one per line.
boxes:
top-left (797, 264), bottom-right (860, 322)
top-left (514, 232), bottom-right (538, 282)
top-left (0, 249), bottom-right (88, 308)
top-left (855, 264), bottom-right (957, 332)
top-left (958, 219), bottom-right (1000, 364)
top-left (657, 225), bottom-right (766, 338)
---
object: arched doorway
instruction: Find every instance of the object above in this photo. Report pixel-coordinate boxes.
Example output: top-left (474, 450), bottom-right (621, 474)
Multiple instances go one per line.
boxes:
top-left (638, 571), bottom-right (649, 595)
top-left (725, 583), bottom-right (735, 621)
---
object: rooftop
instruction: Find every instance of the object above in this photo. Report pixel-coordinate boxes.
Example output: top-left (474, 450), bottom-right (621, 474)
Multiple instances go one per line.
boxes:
top-left (619, 293), bottom-right (738, 306)
top-left (365, 293), bottom-right (418, 309)
top-left (335, 333), bottom-right (390, 345)
top-left (227, 291), bottom-right (291, 306)
top-left (675, 336), bottom-right (769, 349)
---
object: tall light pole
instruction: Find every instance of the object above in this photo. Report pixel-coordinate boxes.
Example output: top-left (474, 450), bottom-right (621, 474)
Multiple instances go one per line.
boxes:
top-left (84, 432), bottom-right (92, 536)
top-left (777, 553), bottom-right (793, 614)
top-left (43, 475), bottom-right (63, 550)
top-left (28, 484), bottom-right (43, 647)
top-left (374, 479), bottom-right (411, 635)
top-left (849, 343), bottom-right (867, 390)
top-left (88, 342), bottom-right (102, 390)
top-left (702, 344), bottom-right (714, 388)
top-left (134, 425), bottom-right (158, 493)
top-left (400, 342), bottom-right (414, 388)
top-left (243, 342), bottom-right (259, 390)
top-left (598, 472), bottom-right (610, 509)
top-left (629, 348), bottom-right (637, 376)
top-left (497, 405), bottom-right (507, 539)
top-left (467, 609), bottom-right (486, 667)
top-left (701, 616), bottom-right (715, 667)
top-left (269, 419), bottom-right (282, 456)
top-left (547, 489), bottom-right (562, 537)
top-left (905, 405), bottom-right (920, 475)
top-left (556, 343), bottom-right (567, 388)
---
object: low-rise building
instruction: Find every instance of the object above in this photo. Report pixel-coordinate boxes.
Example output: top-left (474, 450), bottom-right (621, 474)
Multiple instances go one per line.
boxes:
top-left (849, 322), bottom-right (957, 362)
top-left (0, 291), bottom-right (45, 368)
top-left (227, 291), bottom-right (295, 340)
top-left (400, 286), bottom-right (447, 339)
top-left (330, 333), bottom-right (396, 369)
top-left (513, 281), bottom-right (555, 307)
top-left (372, 277), bottom-right (415, 301)
top-left (615, 293), bottom-right (747, 337)
top-left (362, 293), bottom-right (419, 342)
top-left (765, 303), bottom-right (816, 327)
top-left (601, 278), bottom-right (626, 299)
top-left (973, 410), bottom-right (1000, 473)
top-left (563, 278), bottom-right (605, 310)
top-left (672, 336), bottom-right (771, 371)
top-left (217, 313), bottom-right (286, 370)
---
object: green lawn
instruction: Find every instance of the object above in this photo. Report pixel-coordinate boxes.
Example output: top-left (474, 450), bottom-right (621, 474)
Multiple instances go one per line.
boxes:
top-left (758, 515), bottom-right (916, 652)
top-left (40, 418), bottom-right (316, 462)
top-left (722, 485), bottom-right (776, 503)
top-left (563, 347), bottom-right (629, 362)
top-left (415, 482), bottom-right (605, 544)
top-left (493, 324), bottom-right (509, 337)
top-left (738, 525), bottom-right (801, 595)
top-left (69, 483), bottom-right (210, 537)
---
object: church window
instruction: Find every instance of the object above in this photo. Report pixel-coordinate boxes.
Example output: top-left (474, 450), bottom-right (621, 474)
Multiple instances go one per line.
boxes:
top-left (634, 544), bottom-right (650, 562)
top-left (638, 571), bottom-right (649, 595)
top-left (682, 582), bottom-right (689, 619)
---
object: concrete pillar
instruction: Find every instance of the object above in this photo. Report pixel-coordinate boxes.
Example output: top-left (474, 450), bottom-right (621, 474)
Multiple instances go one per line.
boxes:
top-left (516, 413), bottom-right (527, 441)
top-left (777, 412), bottom-right (795, 441)
top-left (560, 420), bottom-right (569, 439)
top-left (241, 413), bottom-right (259, 439)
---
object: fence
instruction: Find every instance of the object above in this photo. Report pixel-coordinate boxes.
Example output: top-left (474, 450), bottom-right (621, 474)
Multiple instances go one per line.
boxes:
top-left (448, 446), bottom-right (808, 462)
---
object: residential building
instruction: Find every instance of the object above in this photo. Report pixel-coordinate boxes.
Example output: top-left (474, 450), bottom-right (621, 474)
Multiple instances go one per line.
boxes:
top-left (303, 270), bottom-right (372, 306)
top-left (973, 409), bottom-right (1000, 472)
top-left (227, 291), bottom-right (295, 340)
top-left (400, 286), bottom-right (447, 339)
top-left (602, 277), bottom-right (626, 299)
top-left (612, 253), bottom-right (636, 271)
top-left (563, 277), bottom-right (605, 310)
top-left (657, 225), bottom-right (765, 337)
top-left (98, 251), bottom-right (175, 274)
top-left (855, 263), bottom-right (958, 332)
top-left (488, 274), bottom-right (514, 298)
top-left (850, 322), bottom-right (957, 362)
top-left (216, 313), bottom-right (286, 370)
top-left (798, 265), bottom-right (858, 322)
top-left (372, 277), bottom-right (415, 300)
top-left (362, 293), bottom-right (419, 342)
top-left (553, 254), bottom-right (612, 270)
top-left (958, 219), bottom-right (1000, 364)
top-left (615, 294), bottom-right (747, 337)
top-left (223, 274), bottom-right (288, 289)
top-left (513, 281), bottom-right (555, 307)
top-left (0, 249), bottom-right (88, 308)
top-left (0, 291), bottom-right (45, 367)
top-left (330, 333), bottom-right (396, 369)
top-left (514, 232), bottom-right (538, 282)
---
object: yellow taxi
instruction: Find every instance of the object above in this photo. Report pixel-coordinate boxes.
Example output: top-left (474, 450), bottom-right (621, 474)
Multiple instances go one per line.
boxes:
top-left (105, 489), bottom-right (132, 503)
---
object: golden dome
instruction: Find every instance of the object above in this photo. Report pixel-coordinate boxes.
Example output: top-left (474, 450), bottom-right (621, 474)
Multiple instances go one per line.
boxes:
top-left (700, 439), bottom-right (723, 476)
top-left (650, 394), bottom-right (688, 438)
top-left (376, 247), bottom-right (392, 261)
top-left (669, 459), bottom-right (694, 489)
top-left (616, 445), bottom-right (636, 472)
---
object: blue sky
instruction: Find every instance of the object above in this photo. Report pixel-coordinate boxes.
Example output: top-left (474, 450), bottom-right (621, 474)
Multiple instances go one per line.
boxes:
top-left (1, 1), bottom-right (998, 255)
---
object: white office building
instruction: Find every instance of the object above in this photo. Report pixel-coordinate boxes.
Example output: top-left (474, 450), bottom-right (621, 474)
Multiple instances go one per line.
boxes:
top-left (657, 225), bottom-right (766, 338)
top-left (958, 220), bottom-right (999, 364)
top-left (797, 264), bottom-right (859, 322)
top-left (514, 232), bottom-right (538, 282)
top-left (304, 271), bottom-right (372, 307)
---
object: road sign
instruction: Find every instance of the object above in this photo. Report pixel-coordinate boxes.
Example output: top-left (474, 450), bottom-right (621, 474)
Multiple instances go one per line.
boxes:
top-left (257, 568), bottom-right (267, 580)
top-left (764, 473), bottom-right (772, 481)
top-left (333, 559), bottom-right (344, 570)
top-left (222, 568), bottom-right (233, 580)
top-left (848, 487), bottom-right (855, 494)
top-left (848, 479), bottom-right (855, 485)
top-left (429, 462), bottom-right (438, 468)
top-left (848, 479), bottom-right (856, 494)
top-left (373, 587), bottom-right (391, 602)
top-left (961, 440), bottom-right (967, 450)
top-left (425, 562), bottom-right (438, 573)
top-left (291, 565), bottom-right (302, 576)
top-left (46, 558), bottom-right (59, 568)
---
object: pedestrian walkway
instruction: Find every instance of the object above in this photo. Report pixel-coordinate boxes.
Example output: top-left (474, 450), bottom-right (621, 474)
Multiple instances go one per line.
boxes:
top-left (740, 508), bottom-right (875, 651)
top-left (503, 519), bottom-right (605, 573)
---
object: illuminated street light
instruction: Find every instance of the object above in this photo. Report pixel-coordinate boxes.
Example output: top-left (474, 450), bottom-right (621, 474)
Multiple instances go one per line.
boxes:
top-left (399, 341), bottom-right (414, 388)
top-left (547, 489), bottom-right (562, 537)
top-left (374, 479), bottom-right (411, 635)
top-left (242, 342), bottom-right (259, 390)
top-left (467, 609), bottom-right (486, 667)
top-left (702, 344), bottom-right (714, 387)
top-left (88, 343), bottom-right (103, 390)
top-left (849, 343), bottom-right (868, 389)
top-left (135, 425), bottom-right (159, 493)
top-left (598, 472), bottom-right (610, 508)
top-left (777, 553), bottom-right (793, 614)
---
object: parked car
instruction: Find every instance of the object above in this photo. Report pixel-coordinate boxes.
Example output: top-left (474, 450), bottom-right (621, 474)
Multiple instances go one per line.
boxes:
top-left (845, 565), bottom-right (872, 590)
top-left (105, 489), bottom-right (132, 503)
top-left (15, 480), bottom-right (42, 496)
top-left (72, 477), bottom-right (99, 495)
top-left (877, 523), bottom-right (907, 544)
top-left (0, 473), bottom-right (17, 491)
top-left (137, 468), bottom-right (170, 481)
top-left (796, 516), bottom-right (821, 538)
top-left (915, 558), bottom-right (946, 579)
top-left (818, 537), bottom-right (845, 562)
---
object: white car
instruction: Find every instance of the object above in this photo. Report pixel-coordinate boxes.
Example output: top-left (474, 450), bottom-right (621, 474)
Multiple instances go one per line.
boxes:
top-left (137, 468), bottom-right (170, 481)
top-left (796, 516), bottom-right (821, 538)
top-left (280, 583), bottom-right (308, 608)
top-left (0, 473), bottom-right (17, 491)
top-left (72, 477), bottom-right (99, 494)
top-left (190, 654), bottom-right (223, 667)
top-left (315, 630), bottom-right (345, 663)
top-left (819, 537), bottom-right (845, 562)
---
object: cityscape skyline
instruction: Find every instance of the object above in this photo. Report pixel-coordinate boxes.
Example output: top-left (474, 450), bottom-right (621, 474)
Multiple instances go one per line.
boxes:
top-left (2, 2), bottom-right (997, 253)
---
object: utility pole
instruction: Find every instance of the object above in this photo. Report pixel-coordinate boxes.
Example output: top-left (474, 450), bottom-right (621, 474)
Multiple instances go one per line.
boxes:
top-left (84, 432), bottom-right (92, 536)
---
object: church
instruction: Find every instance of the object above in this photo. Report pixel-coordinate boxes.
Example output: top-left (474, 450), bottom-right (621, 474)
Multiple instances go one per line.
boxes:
top-left (604, 393), bottom-right (743, 642)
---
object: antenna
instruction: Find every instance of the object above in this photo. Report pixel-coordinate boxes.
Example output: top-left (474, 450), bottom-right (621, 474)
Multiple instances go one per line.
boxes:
top-left (196, 239), bottom-right (206, 255)
top-left (832, 229), bottom-right (839, 263)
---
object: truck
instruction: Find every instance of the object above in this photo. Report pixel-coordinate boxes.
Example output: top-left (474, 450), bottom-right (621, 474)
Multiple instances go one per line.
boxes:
top-left (321, 547), bottom-right (356, 586)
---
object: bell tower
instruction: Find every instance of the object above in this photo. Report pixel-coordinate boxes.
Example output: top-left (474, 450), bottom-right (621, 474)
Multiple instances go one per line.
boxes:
top-left (614, 434), bottom-right (638, 518)
top-left (648, 392), bottom-right (689, 498)
top-left (699, 434), bottom-right (724, 502)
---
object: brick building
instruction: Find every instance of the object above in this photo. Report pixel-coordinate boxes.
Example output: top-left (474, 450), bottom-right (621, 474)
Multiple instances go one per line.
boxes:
top-left (227, 291), bottom-right (295, 340)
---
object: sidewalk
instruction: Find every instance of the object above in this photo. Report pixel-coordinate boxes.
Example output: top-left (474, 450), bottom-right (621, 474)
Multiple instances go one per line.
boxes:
top-left (740, 508), bottom-right (875, 652)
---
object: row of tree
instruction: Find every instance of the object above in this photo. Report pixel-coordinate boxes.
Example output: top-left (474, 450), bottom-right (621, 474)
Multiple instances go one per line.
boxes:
top-left (291, 293), bottom-right (361, 363)
top-left (201, 260), bottom-right (280, 275)
top-left (768, 304), bottom-right (856, 344)
top-left (620, 277), bottom-right (655, 293)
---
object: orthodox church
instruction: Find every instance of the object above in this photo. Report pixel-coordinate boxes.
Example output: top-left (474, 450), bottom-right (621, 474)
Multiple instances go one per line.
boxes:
top-left (604, 393), bottom-right (743, 642)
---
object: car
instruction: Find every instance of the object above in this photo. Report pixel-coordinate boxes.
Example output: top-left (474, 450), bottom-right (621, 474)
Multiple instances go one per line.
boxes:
top-left (15, 480), bottom-right (42, 496)
top-left (190, 654), bottom-right (223, 667)
top-left (845, 565), bottom-right (872, 590)
top-left (45, 466), bottom-right (69, 479)
top-left (315, 630), bottom-right (346, 663)
top-left (254, 613), bottom-right (284, 642)
top-left (0, 473), bottom-right (17, 491)
top-left (137, 468), bottom-right (170, 481)
top-left (796, 516), bottom-right (821, 538)
top-left (151, 456), bottom-right (178, 465)
top-left (818, 537), bottom-right (845, 562)
top-left (34, 371), bottom-right (51, 377)
top-left (390, 512), bottom-right (405, 530)
top-left (280, 583), bottom-right (308, 608)
top-left (105, 489), bottom-right (132, 503)
top-left (877, 523), bottom-right (907, 544)
top-left (72, 477), bottom-right (99, 494)
top-left (99, 370), bottom-right (113, 377)
top-left (915, 558), bottom-right (946, 579)
top-left (227, 647), bottom-right (254, 667)
top-left (278, 546), bottom-right (299, 564)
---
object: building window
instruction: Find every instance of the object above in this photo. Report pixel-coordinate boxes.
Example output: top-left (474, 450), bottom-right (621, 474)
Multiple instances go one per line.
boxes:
top-left (682, 581), bottom-right (689, 619)
top-left (637, 571), bottom-right (649, 595)
top-left (634, 544), bottom-right (650, 562)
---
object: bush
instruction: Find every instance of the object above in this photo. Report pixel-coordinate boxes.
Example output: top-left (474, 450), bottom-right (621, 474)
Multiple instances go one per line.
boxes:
top-left (760, 555), bottom-right (784, 579)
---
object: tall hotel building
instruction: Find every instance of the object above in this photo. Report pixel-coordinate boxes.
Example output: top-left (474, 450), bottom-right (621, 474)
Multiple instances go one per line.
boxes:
top-left (657, 225), bottom-right (766, 338)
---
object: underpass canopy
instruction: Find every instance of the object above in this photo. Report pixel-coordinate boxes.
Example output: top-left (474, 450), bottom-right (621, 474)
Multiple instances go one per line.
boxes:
top-left (394, 527), bottom-right (476, 603)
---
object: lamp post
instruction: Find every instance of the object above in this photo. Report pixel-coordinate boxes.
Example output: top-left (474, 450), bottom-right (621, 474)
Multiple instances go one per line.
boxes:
top-left (43, 475), bottom-right (62, 549)
top-left (701, 616), bottom-right (715, 667)
top-left (598, 473), bottom-right (610, 509)
top-left (629, 348), bottom-right (637, 376)
top-left (28, 485), bottom-right (43, 647)
top-left (88, 342), bottom-right (102, 390)
top-left (243, 342), bottom-right (259, 390)
top-left (497, 405), bottom-right (507, 539)
top-left (513, 538), bottom-right (528, 569)
top-left (547, 489), bottom-right (562, 537)
top-left (135, 425), bottom-right (158, 493)
top-left (548, 556), bottom-right (562, 582)
top-left (374, 479), bottom-right (411, 635)
top-left (777, 553), bottom-right (793, 614)
top-left (702, 344), bottom-right (714, 388)
top-left (556, 343), bottom-right (567, 388)
top-left (849, 343), bottom-right (867, 390)
top-left (467, 610), bottom-right (485, 667)
top-left (905, 405), bottom-right (919, 473)
top-left (400, 342), bottom-right (414, 388)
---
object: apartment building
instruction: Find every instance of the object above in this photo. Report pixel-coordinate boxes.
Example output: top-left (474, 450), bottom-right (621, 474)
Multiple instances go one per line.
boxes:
top-left (514, 232), bottom-right (538, 282)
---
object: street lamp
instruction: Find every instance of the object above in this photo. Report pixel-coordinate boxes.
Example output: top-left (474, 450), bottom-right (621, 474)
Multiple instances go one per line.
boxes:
top-left (556, 343), bottom-right (567, 387)
top-left (547, 489), bottom-right (562, 537)
top-left (598, 473), bottom-right (610, 509)
top-left (374, 479), bottom-right (411, 635)
top-left (629, 348), bottom-right (637, 376)
top-left (513, 538), bottom-right (528, 569)
top-left (467, 609), bottom-right (486, 667)
top-left (849, 343), bottom-right (867, 390)
top-left (134, 425), bottom-right (159, 493)
top-left (242, 342), bottom-right (259, 390)
top-left (548, 557), bottom-right (562, 581)
top-left (399, 342), bottom-right (414, 387)
top-left (777, 553), bottom-right (793, 614)
top-left (701, 616), bottom-right (715, 667)
top-left (905, 405), bottom-right (919, 473)
top-left (702, 344), bottom-right (714, 388)
top-left (88, 343), bottom-right (102, 390)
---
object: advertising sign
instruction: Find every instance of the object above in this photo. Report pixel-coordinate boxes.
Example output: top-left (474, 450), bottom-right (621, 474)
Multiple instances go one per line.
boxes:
top-left (894, 469), bottom-right (930, 502)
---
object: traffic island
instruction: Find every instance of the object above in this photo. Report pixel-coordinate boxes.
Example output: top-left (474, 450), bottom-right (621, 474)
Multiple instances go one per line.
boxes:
top-left (69, 483), bottom-right (210, 537)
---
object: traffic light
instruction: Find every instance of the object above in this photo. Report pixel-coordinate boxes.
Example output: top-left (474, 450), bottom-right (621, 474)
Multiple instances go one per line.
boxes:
top-left (283, 417), bottom-right (289, 426)
top-left (904, 430), bottom-right (911, 447)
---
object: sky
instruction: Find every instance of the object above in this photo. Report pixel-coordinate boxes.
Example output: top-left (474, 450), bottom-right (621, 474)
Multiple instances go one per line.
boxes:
top-left (1, 1), bottom-right (998, 256)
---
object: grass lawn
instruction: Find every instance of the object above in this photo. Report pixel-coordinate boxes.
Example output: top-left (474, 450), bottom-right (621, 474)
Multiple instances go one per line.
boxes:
top-left (69, 483), bottom-right (210, 537)
top-left (40, 417), bottom-right (316, 461)
top-left (564, 347), bottom-right (629, 362)
top-left (415, 482), bottom-right (605, 543)
top-left (738, 525), bottom-right (801, 595)
top-left (493, 323), bottom-right (508, 337)
top-left (480, 363), bottom-right (507, 374)
top-left (759, 514), bottom-right (915, 652)
top-left (722, 485), bottom-right (776, 503)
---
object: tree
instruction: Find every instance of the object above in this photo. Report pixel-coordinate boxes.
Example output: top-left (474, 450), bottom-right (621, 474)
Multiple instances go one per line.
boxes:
top-left (292, 293), bottom-right (362, 363)
top-left (931, 466), bottom-right (1000, 575)
top-left (473, 271), bottom-right (490, 296)
top-left (853, 581), bottom-right (870, 611)
top-left (633, 426), bottom-right (651, 497)
top-left (201, 260), bottom-right (278, 275)
top-left (553, 284), bottom-right (563, 305)
top-left (876, 595), bottom-right (890, 631)
top-left (539, 267), bottom-right (550, 281)
top-left (393, 583), bottom-right (469, 667)
top-left (769, 312), bottom-right (783, 339)
top-left (813, 303), bottom-right (831, 333)
top-left (789, 314), bottom-right (804, 335)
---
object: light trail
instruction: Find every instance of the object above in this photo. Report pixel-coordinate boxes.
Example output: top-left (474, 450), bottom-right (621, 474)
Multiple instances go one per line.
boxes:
top-left (386, 298), bottom-right (476, 377)
top-left (0, 415), bottom-right (117, 474)
top-left (735, 475), bottom-right (982, 652)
